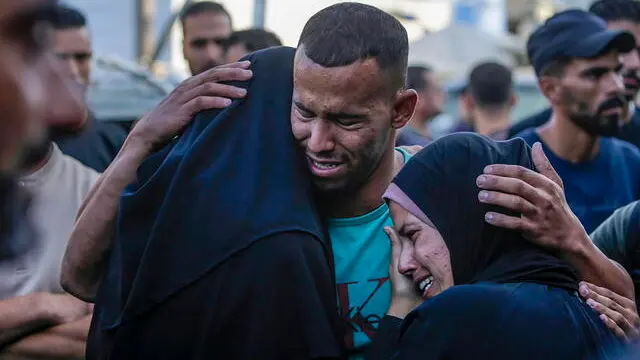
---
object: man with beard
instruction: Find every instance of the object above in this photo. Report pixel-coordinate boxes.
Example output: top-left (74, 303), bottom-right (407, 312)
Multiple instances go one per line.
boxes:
top-left (509, 0), bottom-right (640, 149)
top-left (515, 9), bottom-right (640, 233)
top-left (181, 1), bottom-right (233, 76)
top-left (395, 66), bottom-right (444, 146)
top-left (62, 3), bottom-right (638, 358)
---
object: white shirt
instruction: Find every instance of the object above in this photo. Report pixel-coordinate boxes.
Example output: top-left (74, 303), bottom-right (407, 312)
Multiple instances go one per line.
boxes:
top-left (0, 144), bottom-right (99, 299)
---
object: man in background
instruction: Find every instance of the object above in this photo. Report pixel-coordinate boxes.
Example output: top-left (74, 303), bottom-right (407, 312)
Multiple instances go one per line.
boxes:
top-left (465, 61), bottom-right (516, 140)
top-left (49, 4), bottom-right (127, 172)
top-left (395, 65), bottom-right (444, 146)
top-left (515, 9), bottom-right (640, 233)
top-left (509, 0), bottom-right (640, 148)
top-left (224, 28), bottom-right (282, 63)
top-left (181, 1), bottom-right (233, 75)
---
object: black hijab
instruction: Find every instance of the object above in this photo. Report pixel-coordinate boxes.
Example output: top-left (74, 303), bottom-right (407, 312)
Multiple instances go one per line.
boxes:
top-left (97, 46), bottom-right (330, 328)
top-left (391, 133), bottom-right (578, 290)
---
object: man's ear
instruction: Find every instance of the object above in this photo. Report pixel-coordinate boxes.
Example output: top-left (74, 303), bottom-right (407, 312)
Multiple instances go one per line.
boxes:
top-left (391, 89), bottom-right (418, 129)
top-left (538, 76), bottom-right (562, 104)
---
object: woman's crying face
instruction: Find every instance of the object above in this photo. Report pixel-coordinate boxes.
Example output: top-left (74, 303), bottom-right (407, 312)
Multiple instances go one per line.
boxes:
top-left (389, 201), bottom-right (455, 300)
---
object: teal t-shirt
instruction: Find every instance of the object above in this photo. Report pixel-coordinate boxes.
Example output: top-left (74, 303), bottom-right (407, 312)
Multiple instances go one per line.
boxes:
top-left (328, 148), bottom-right (412, 358)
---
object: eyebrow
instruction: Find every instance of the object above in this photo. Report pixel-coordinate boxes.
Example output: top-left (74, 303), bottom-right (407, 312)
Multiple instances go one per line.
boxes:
top-left (581, 63), bottom-right (623, 76)
top-left (293, 100), bottom-right (366, 120)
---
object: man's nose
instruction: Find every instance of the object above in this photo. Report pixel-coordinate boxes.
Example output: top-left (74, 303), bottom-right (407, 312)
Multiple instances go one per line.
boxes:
top-left (307, 120), bottom-right (335, 154)
top-left (622, 49), bottom-right (640, 73)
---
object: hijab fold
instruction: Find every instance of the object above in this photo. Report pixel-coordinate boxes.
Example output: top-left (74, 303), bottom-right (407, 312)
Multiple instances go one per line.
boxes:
top-left (97, 46), bottom-right (329, 328)
top-left (391, 133), bottom-right (578, 290)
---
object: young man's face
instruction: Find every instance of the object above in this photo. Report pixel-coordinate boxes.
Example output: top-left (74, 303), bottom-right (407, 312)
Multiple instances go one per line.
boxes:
top-left (53, 26), bottom-right (92, 84)
top-left (182, 12), bottom-right (232, 75)
top-left (0, 0), bottom-right (55, 172)
top-left (291, 48), bottom-right (415, 194)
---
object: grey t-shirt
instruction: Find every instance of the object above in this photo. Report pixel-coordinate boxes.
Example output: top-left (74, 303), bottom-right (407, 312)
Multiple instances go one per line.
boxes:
top-left (591, 200), bottom-right (640, 306)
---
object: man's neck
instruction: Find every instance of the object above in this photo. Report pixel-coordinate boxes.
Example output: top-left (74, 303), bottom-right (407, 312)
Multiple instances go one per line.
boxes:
top-left (537, 111), bottom-right (600, 164)
top-left (20, 143), bottom-right (53, 176)
top-left (321, 142), bottom-right (402, 219)
top-left (474, 109), bottom-right (510, 137)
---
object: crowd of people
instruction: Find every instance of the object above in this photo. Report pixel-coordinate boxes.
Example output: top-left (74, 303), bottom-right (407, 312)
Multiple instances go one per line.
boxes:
top-left (1, 0), bottom-right (640, 359)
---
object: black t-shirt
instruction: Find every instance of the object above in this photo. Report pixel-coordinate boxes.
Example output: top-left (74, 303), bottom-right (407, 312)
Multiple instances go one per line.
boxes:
top-left (52, 115), bottom-right (127, 172)
top-left (508, 107), bottom-right (640, 148)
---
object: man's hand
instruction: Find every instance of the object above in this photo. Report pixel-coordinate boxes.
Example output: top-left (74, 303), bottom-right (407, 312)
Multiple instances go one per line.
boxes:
top-left (40, 294), bottom-right (91, 325)
top-left (474, 141), bottom-right (634, 300)
top-left (580, 282), bottom-right (640, 341)
top-left (475, 142), bottom-right (584, 253)
top-left (128, 61), bottom-right (252, 150)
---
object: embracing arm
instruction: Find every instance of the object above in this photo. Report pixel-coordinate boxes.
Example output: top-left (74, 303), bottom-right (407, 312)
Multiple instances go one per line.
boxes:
top-left (0, 294), bottom-right (53, 347)
top-left (61, 63), bottom-right (252, 301)
top-left (476, 142), bottom-right (633, 300)
top-left (2, 315), bottom-right (92, 360)
top-left (60, 138), bottom-right (150, 302)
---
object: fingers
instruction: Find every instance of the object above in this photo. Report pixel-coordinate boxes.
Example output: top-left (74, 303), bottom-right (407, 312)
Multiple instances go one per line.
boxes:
top-left (531, 142), bottom-right (563, 189)
top-left (580, 282), bottom-right (640, 340)
top-left (598, 313), bottom-right (629, 340)
top-left (191, 67), bottom-right (253, 87)
top-left (583, 282), bottom-right (638, 315)
top-left (477, 175), bottom-right (540, 215)
top-left (483, 163), bottom-right (560, 196)
top-left (216, 60), bottom-right (251, 69)
top-left (484, 212), bottom-right (534, 232)
top-left (384, 226), bottom-right (401, 254)
top-left (183, 96), bottom-right (234, 116)
top-left (182, 82), bottom-right (247, 104)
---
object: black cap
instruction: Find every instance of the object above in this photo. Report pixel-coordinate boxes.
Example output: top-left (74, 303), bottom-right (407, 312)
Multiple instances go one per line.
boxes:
top-left (527, 9), bottom-right (635, 75)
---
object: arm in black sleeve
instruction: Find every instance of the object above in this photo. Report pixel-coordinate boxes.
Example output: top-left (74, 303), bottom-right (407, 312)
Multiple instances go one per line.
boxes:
top-left (364, 315), bottom-right (403, 360)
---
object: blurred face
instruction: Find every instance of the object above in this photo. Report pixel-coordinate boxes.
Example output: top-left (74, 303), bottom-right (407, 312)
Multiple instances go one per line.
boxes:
top-left (225, 43), bottom-right (248, 64)
top-left (607, 20), bottom-right (640, 103)
top-left (182, 12), bottom-right (232, 75)
top-left (0, 0), bottom-right (57, 173)
top-left (291, 48), bottom-right (415, 193)
top-left (388, 201), bottom-right (454, 300)
top-left (416, 71), bottom-right (445, 120)
top-left (53, 26), bottom-right (91, 84)
top-left (547, 51), bottom-right (628, 137)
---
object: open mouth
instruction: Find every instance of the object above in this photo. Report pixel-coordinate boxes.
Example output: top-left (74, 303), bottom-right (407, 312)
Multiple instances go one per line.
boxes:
top-left (306, 156), bottom-right (344, 178)
top-left (417, 275), bottom-right (434, 298)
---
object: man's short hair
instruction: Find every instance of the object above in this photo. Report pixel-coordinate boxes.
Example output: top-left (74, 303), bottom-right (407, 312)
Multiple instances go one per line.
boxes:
top-left (407, 66), bottom-right (433, 92)
top-left (180, 1), bottom-right (231, 27)
top-left (225, 29), bottom-right (282, 53)
top-left (52, 3), bottom-right (87, 30)
top-left (468, 62), bottom-right (513, 108)
top-left (590, 0), bottom-right (640, 23)
top-left (298, 2), bottom-right (409, 91)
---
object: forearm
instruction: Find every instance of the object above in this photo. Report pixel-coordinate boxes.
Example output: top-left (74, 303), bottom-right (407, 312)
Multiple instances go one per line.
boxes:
top-left (565, 233), bottom-right (634, 300)
top-left (2, 314), bottom-right (91, 359)
top-left (2, 332), bottom-right (86, 360)
top-left (61, 135), bottom-right (152, 301)
top-left (0, 294), bottom-right (53, 347)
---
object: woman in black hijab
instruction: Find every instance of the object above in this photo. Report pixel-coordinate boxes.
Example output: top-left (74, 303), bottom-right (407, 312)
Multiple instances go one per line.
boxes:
top-left (86, 47), bottom-right (342, 359)
top-left (369, 133), bottom-right (625, 359)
